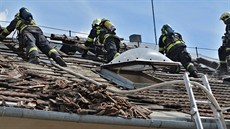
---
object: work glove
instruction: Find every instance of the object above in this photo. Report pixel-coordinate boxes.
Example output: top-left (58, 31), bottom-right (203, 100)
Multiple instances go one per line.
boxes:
top-left (0, 25), bottom-right (3, 31)
top-left (0, 35), bottom-right (4, 41)
top-left (222, 36), bottom-right (228, 46)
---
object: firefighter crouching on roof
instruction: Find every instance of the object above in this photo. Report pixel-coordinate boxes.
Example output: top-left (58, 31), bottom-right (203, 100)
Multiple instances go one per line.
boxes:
top-left (0, 7), bottom-right (67, 67)
top-left (82, 18), bottom-right (120, 62)
top-left (158, 24), bottom-right (198, 78)
top-left (218, 12), bottom-right (230, 74)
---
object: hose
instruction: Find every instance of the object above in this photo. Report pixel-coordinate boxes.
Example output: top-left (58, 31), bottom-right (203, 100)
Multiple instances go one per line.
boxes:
top-left (50, 60), bottom-right (103, 86)
top-left (107, 80), bottom-right (227, 129)
top-left (42, 58), bottom-right (226, 128)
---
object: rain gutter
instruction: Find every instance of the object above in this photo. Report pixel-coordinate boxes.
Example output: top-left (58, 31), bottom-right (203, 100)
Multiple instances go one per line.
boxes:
top-left (0, 107), bottom-right (228, 129)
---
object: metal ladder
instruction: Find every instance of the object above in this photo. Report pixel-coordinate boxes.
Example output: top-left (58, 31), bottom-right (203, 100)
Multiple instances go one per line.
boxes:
top-left (183, 72), bottom-right (227, 129)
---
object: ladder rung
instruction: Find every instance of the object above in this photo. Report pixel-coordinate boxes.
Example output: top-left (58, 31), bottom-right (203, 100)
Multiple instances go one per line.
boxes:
top-left (196, 100), bottom-right (211, 104)
top-left (200, 116), bottom-right (219, 121)
top-left (184, 73), bottom-right (226, 129)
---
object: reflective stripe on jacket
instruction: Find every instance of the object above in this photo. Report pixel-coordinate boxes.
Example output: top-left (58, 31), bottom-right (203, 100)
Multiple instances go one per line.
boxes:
top-left (0, 13), bottom-right (38, 38)
top-left (158, 33), bottom-right (186, 55)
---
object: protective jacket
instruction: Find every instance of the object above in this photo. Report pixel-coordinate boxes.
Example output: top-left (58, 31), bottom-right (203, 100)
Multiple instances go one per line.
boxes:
top-left (0, 8), bottom-right (66, 66)
top-left (84, 19), bottom-right (120, 62)
top-left (85, 19), bottom-right (115, 48)
top-left (0, 12), bottom-right (37, 39)
top-left (218, 23), bottom-right (230, 72)
top-left (222, 24), bottom-right (230, 47)
top-left (158, 32), bottom-right (198, 78)
top-left (159, 32), bottom-right (186, 56)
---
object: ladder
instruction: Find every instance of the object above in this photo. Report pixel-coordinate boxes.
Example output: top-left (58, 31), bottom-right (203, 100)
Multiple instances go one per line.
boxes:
top-left (183, 72), bottom-right (227, 129)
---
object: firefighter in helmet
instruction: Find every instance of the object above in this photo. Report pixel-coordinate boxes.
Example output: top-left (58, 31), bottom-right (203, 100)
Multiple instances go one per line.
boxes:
top-left (159, 24), bottom-right (198, 78)
top-left (0, 7), bottom-right (67, 66)
top-left (218, 12), bottom-right (230, 73)
top-left (82, 18), bottom-right (120, 62)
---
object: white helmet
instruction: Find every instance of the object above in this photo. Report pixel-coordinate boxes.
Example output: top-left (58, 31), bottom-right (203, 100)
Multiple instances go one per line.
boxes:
top-left (220, 12), bottom-right (230, 22)
top-left (92, 18), bottom-right (101, 27)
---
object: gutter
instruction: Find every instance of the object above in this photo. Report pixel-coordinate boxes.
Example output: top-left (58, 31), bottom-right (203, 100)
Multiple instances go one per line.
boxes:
top-left (0, 107), bottom-right (228, 129)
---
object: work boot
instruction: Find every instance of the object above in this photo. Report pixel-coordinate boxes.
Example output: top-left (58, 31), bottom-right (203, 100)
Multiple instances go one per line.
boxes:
top-left (50, 52), bottom-right (67, 67)
top-left (81, 50), bottom-right (88, 58)
top-left (28, 56), bottom-right (40, 64)
top-left (189, 70), bottom-right (199, 78)
top-left (53, 56), bottom-right (67, 67)
top-left (187, 63), bottom-right (198, 78)
top-left (215, 63), bottom-right (230, 77)
top-left (217, 63), bottom-right (228, 73)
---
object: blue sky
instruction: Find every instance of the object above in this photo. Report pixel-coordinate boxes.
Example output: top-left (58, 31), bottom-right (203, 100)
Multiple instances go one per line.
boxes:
top-left (0, 0), bottom-right (229, 59)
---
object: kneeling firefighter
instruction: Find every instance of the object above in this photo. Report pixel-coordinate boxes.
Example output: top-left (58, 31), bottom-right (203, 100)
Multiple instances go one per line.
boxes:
top-left (158, 24), bottom-right (198, 78)
top-left (82, 18), bottom-right (120, 62)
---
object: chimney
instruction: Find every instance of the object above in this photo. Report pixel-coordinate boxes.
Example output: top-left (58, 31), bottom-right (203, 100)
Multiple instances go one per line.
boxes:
top-left (129, 34), bottom-right (142, 43)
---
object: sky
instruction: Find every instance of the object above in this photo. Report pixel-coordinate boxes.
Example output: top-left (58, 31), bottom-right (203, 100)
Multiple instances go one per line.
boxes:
top-left (0, 0), bottom-right (229, 59)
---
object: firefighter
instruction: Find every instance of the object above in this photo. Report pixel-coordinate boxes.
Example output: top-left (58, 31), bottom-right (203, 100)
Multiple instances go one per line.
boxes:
top-left (218, 12), bottom-right (230, 73)
top-left (0, 7), bottom-right (67, 67)
top-left (82, 18), bottom-right (120, 62)
top-left (158, 24), bottom-right (198, 78)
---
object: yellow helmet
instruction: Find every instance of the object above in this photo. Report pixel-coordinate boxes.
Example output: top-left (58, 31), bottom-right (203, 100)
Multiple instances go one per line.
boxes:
top-left (101, 18), bottom-right (108, 22)
top-left (92, 18), bottom-right (101, 27)
top-left (220, 12), bottom-right (230, 22)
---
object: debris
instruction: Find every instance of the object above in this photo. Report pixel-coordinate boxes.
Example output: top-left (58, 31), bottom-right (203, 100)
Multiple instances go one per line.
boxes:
top-left (7, 69), bottom-right (22, 79)
top-left (0, 54), bottom-right (150, 119)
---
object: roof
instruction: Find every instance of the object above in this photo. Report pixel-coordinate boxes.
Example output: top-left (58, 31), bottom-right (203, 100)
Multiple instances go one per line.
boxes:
top-left (0, 36), bottom-right (230, 129)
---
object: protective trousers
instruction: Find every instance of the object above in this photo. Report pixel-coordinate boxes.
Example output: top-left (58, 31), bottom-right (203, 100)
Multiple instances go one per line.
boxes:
top-left (218, 46), bottom-right (230, 71)
top-left (22, 27), bottom-right (59, 59)
top-left (167, 47), bottom-right (198, 77)
top-left (21, 26), bottom-right (66, 66)
top-left (104, 37), bottom-right (120, 62)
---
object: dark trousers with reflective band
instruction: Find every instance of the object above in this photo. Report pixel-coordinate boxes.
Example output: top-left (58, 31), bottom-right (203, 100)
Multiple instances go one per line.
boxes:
top-left (218, 46), bottom-right (230, 71)
top-left (21, 26), bottom-right (59, 59)
top-left (167, 47), bottom-right (197, 74)
top-left (104, 37), bottom-right (120, 62)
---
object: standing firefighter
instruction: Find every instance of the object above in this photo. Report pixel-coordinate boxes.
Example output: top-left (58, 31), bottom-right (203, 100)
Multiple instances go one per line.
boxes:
top-left (82, 18), bottom-right (120, 62)
top-left (218, 12), bottom-right (230, 73)
top-left (0, 7), bottom-right (67, 67)
top-left (158, 24), bottom-right (198, 78)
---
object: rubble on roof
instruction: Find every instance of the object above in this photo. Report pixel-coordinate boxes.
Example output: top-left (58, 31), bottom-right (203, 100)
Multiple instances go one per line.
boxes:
top-left (0, 54), bottom-right (151, 119)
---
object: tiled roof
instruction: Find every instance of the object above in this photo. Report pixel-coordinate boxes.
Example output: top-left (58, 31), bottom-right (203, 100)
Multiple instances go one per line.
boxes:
top-left (0, 37), bottom-right (230, 128)
top-left (127, 71), bottom-right (230, 119)
top-left (0, 40), bottom-right (151, 119)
